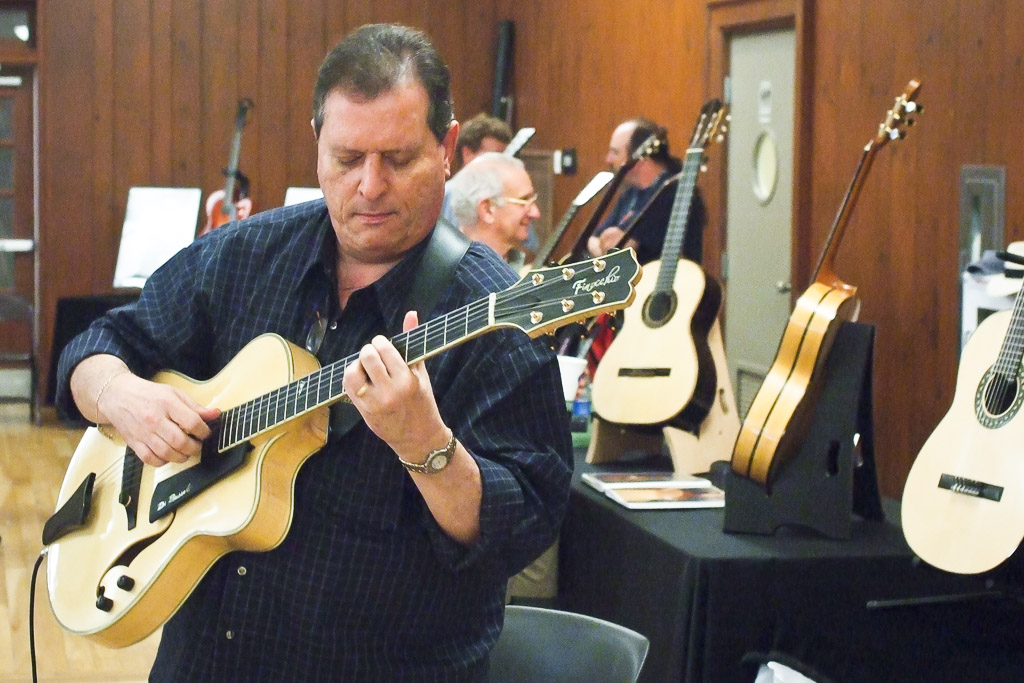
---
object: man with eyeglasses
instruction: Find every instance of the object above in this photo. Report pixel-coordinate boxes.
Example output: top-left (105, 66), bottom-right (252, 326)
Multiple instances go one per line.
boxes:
top-left (56, 23), bottom-right (572, 681)
top-left (447, 152), bottom-right (540, 264)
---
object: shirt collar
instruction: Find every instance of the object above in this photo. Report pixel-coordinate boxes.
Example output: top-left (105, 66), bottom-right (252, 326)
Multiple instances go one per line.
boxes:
top-left (294, 213), bottom-right (439, 335)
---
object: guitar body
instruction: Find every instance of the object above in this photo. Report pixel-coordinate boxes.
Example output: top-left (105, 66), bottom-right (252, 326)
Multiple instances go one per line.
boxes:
top-left (902, 310), bottom-right (1024, 574)
top-left (46, 334), bottom-right (329, 648)
top-left (592, 258), bottom-right (722, 430)
top-left (730, 281), bottom-right (859, 486)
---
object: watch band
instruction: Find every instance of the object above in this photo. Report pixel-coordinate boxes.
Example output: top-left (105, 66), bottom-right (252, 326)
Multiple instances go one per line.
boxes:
top-left (397, 430), bottom-right (457, 474)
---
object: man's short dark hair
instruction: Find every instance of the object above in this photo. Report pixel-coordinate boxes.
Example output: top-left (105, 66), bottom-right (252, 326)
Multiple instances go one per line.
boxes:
top-left (456, 113), bottom-right (513, 161)
top-left (312, 24), bottom-right (454, 143)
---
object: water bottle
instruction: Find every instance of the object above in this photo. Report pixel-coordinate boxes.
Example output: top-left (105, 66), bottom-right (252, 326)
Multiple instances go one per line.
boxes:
top-left (570, 371), bottom-right (592, 434)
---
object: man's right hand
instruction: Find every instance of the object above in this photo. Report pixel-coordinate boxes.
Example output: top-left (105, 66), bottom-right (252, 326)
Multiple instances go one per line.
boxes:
top-left (71, 355), bottom-right (220, 467)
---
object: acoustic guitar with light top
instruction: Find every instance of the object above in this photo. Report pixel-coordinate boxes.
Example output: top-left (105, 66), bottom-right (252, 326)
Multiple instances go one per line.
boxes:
top-left (902, 255), bottom-right (1024, 574)
top-left (730, 80), bottom-right (921, 489)
top-left (591, 99), bottom-right (727, 433)
top-left (43, 249), bottom-right (641, 648)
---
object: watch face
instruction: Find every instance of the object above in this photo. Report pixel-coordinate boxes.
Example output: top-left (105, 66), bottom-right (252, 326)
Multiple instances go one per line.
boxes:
top-left (429, 454), bottom-right (449, 471)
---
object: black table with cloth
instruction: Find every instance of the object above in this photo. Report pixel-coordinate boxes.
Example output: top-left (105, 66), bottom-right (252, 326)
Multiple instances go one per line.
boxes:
top-left (557, 452), bottom-right (1024, 682)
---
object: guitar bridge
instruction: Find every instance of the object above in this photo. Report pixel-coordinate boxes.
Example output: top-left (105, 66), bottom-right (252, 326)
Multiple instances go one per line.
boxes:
top-left (617, 368), bottom-right (671, 377)
top-left (938, 473), bottom-right (1003, 502)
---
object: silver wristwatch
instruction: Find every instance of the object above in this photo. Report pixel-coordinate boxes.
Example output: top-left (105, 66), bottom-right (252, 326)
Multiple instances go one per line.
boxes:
top-left (397, 430), bottom-right (456, 474)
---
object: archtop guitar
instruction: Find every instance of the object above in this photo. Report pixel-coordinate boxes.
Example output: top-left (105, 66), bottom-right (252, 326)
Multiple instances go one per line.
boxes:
top-left (43, 250), bottom-right (641, 648)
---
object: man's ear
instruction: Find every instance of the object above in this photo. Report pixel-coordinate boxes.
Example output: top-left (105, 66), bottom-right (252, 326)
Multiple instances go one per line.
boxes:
top-left (442, 120), bottom-right (459, 179)
top-left (476, 198), bottom-right (495, 225)
top-left (310, 118), bottom-right (318, 143)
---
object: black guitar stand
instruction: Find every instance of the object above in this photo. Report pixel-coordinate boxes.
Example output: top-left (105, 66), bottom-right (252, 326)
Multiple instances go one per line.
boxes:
top-left (723, 321), bottom-right (884, 539)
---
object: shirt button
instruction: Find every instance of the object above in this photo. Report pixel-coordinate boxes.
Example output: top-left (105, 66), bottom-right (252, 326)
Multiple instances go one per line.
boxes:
top-left (225, 630), bottom-right (234, 640)
top-left (329, 321), bottom-right (338, 330)
top-left (237, 566), bottom-right (247, 576)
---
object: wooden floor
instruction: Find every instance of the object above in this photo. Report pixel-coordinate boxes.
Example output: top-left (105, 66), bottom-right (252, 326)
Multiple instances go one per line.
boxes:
top-left (0, 404), bottom-right (158, 682)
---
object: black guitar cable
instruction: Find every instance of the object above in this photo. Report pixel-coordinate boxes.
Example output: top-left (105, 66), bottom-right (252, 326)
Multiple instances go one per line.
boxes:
top-left (28, 547), bottom-right (47, 683)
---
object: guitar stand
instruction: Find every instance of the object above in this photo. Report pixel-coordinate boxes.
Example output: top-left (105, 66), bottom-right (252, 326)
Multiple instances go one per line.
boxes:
top-left (722, 322), bottom-right (884, 539)
top-left (586, 321), bottom-right (741, 476)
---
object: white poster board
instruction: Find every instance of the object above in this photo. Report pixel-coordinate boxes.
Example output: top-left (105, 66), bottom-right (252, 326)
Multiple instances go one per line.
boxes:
top-left (113, 187), bottom-right (202, 289)
top-left (284, 187), bottom-right (324, 206)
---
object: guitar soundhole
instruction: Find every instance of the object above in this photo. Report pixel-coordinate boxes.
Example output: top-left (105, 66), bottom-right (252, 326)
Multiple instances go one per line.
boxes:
top-left (642, 291), bottom-right (677, 329)
top-left (985, 378), bottom-right (1017, 415)
top-left (976, 368), bottom-right (1024, 428)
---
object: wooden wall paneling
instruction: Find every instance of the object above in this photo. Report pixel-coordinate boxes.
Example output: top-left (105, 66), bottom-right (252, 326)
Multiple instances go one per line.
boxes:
top-left (201, 0), bottom-right (240, 203)
top-left (285, 0), bottom-right (325, 190)
top-left (237, 0), bottom-right (262, 207)
top-left (150, 0), bottom-right (173, 183)
top-left (259, 0), bottom-right (289, 207)
top-left (90, 0), bottom-right (115, 294)
top-left (112, 0), bottom-right (154, 271)
top-left (170, 0), bottom-right (203, 189)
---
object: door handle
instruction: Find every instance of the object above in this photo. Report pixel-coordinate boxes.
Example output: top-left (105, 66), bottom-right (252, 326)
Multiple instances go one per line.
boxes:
top-left (775, 281), bottom-right (792, 294)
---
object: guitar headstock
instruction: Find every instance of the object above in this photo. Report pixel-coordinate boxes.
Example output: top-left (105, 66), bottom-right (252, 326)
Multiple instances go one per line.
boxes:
top-left (631, 133), bottom-right (662, 162)
top-left (689, 98), bottom-right (728, 151)
top-left (496, 248), bottom-right (642, 337)
top-left (571, 171), bottom-right (615, 207)
top-left (874, 79), bottom-right (922, 147)
top-left (504, 127), bottom-right (536, 158)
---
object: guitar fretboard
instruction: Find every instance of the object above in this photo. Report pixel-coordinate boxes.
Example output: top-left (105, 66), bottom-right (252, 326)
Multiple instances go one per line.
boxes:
top-left (653, 148), bottom-right (704, 293)
top-left (992, 285), bottom-right (1024, 379)
top-left (216, 296), bottom-right (494, 450)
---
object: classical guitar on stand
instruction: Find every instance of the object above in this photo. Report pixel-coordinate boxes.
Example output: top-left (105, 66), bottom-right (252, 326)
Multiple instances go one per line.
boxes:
top-left (42, 250), bottom-right (641, 649)
top-left (591, 99), bottom-right (727, 433)
top-left (200, 98), bottom-right (254, 237)
top-left (902, 249), bottom-right (1024, 574)
top-left (730, 80), bottom-right (922, 489)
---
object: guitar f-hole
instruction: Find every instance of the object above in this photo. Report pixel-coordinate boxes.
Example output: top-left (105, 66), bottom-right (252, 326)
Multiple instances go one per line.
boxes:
top-left (641, 291), bottom-right (677, 329)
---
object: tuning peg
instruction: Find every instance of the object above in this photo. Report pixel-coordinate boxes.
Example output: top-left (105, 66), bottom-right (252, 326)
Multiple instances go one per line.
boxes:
top-left (715, 133), bottom-right (725, 143)
top-left (905, 101), bottom-right (919, 113)
top-left (888, 127), bottom-right (901, 141)
top-left (906, 117), bottom-right (916, 126)
top-left (700, 163), bottom-right (709, 173)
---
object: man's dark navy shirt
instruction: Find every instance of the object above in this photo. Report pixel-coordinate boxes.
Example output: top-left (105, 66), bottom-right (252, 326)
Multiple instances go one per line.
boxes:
top-left (56, 199), bottom-right (573, 681)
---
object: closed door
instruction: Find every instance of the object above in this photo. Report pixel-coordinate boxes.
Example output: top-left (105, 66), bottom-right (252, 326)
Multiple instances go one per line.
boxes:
top-left (724, 28), bottom-right (795, 417)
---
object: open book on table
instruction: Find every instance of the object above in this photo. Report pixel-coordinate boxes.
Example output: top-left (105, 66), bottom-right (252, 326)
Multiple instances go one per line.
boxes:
top-left (581, 471), bottom-right (725, 510)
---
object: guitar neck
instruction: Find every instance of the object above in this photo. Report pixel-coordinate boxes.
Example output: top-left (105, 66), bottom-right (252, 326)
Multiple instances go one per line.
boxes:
top-left (220, 130), bottom-right (246, 220)
top-left (564, 162), bottom-right (634, 262)
top-left (653, 149), bottom-right (703, 292)
top-left (812, 145), bottom-right (874, 283)
top-left (993, 288), bottom-right (1024, 377)
top-left (217, 295), bottom-right (496, 450)
top-left (533, 203), bottom-right (581, 267)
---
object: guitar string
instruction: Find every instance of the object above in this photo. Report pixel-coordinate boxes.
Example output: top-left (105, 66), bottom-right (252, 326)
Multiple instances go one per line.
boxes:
top-left (984, 287), bottom-right (1024, 411)
top-left (223, 259), bottom-right (621, 446)
top-left (81, 258), bottom-right (627, 491)
top-left (225, 265), bottom-right (617, 446)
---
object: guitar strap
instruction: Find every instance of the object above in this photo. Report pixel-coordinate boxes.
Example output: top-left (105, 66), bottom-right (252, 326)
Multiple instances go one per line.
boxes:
top-left (331, 218), bottom-right (470, 439)
top-left (404, 217), bottom-right (471, 323)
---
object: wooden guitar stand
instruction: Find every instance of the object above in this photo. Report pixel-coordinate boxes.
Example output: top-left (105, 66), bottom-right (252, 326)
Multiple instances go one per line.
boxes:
top-left (722, 321), bottom-right (884, 539)
top-left (586, 321), bottom-right (741, 476)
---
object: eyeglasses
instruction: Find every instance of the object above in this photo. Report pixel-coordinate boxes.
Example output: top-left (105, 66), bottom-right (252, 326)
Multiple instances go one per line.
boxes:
top-left (498, 192), bottom-right (538, 208)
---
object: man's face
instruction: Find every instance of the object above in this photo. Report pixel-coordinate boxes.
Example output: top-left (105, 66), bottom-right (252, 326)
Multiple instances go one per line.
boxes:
top-left (462, 135), bottom-right (507, 166)
top-left (605, 122), bottom-right (636, 172)
top-left (315, 80), bottom-right (457, 265)
top-left (489, 166), bottom-right (539, 254)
